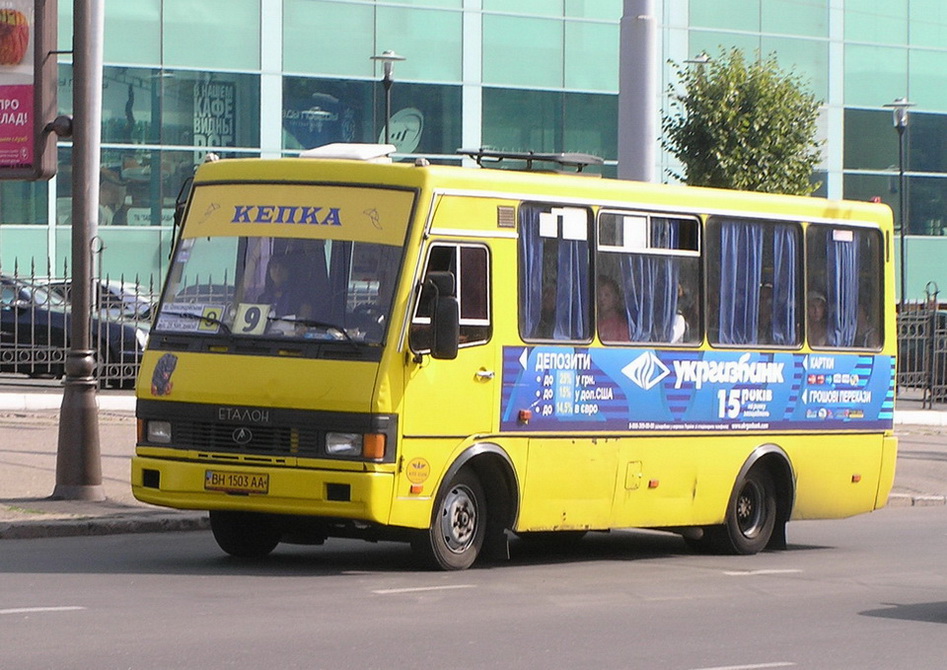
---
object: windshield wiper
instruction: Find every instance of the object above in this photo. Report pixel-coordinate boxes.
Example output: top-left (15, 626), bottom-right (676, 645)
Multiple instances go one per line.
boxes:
top-left (269, 316), bottom-right (361, 348)
top-left (159, 309), bottom-right (232, 334)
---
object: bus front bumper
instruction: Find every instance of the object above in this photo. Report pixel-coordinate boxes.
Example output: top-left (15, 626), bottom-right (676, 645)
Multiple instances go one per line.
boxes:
top-left (131, 455), bottom-right (395, 524)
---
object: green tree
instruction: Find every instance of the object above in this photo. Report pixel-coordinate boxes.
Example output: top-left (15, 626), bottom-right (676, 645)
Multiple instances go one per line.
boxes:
top-left (662, 48), bottom-right (823, 195)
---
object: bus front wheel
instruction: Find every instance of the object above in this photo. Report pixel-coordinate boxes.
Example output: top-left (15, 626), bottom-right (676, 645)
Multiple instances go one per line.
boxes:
top-left (210, 510), bottom-right (281, 558)
top-left (412, 469), bottom-right (486, 571)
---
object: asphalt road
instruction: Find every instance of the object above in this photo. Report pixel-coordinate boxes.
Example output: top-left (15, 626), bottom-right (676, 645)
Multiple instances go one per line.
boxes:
top-left (2, 505), bottom-right (946, 670)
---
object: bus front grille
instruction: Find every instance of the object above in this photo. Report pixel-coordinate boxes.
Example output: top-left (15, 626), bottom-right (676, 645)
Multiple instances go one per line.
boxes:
top-left (174, 421), bottom-right (321, 457)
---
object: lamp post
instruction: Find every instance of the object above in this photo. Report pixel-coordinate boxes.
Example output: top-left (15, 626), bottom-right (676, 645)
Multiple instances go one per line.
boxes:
top-left (54, 0), bottom-right (105, 501)
top-left (884, 97), bottom-right (914, 310)
top-left (371, 50), bottom-right (405, 145)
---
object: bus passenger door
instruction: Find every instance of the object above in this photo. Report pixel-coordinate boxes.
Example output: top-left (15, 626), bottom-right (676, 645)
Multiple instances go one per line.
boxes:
top-left (403, 243), bottom-right (496, 437)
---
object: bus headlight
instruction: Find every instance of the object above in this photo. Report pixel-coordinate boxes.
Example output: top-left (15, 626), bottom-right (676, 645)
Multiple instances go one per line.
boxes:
top-left (325, 432), bottom-right (386, 459)
top-left (326, 432), bottom-right (361, 456)
top-left (136, 328), bottom-right (149, 350)
top-left (147, 420), bottom-right (172, 443)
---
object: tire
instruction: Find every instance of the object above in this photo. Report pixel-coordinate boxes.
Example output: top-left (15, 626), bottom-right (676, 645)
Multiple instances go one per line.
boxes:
top-left (707, 467), bottom-right (777, 555)
top-left (412, 469), bottom-right (486, 571)
top-left (210, 510), bottom-right (281, 558)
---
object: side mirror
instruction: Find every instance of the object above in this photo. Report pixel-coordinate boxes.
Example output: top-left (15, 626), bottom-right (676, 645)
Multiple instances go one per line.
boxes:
top-left (426, 271), bottom-right (459, 360)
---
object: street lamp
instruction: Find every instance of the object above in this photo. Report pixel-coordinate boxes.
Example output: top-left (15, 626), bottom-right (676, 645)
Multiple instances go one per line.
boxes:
top-left (884, 96), bottom-right (915, 310)
top-left (371, 50), bottom-right (405, 145)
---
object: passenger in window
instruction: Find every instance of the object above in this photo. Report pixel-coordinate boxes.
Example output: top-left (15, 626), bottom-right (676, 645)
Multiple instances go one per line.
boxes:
top-left (597, 275), bottom-right (629, 342)
top-left (674, 283), bottom-right (698, 344)
top-left (536, 284), bottom-right (557, 339)
top-left (807, 290), bottom-right (828, 347)
top-left (856, 300), bottom-right (880, 348)
top-left (261, 254), bottom-right (311, 324)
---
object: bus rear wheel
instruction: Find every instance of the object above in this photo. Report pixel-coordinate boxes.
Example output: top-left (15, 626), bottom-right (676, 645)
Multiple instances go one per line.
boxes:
top-left (412, 469), bottom-right (486, 571)
top-left (707, 467), bottom-right (777, 555)
top-left (210, 510), bottom-right (281, 558)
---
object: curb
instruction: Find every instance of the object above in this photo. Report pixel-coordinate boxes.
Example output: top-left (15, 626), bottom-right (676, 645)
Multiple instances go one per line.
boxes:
top-left (0, 512), bottom-right (209, 540)
top-left (895, 411), bottom-right (947, 427)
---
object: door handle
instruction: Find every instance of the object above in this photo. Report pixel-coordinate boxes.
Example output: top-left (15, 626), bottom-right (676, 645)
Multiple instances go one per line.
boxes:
top-left (475, 368), bottom-right (495, 380)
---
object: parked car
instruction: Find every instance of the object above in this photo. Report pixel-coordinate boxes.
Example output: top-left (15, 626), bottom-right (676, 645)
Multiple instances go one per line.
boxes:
top-left (0, 274), bottom-right (149, 386)
top-left (43, 279), bottom-right (156, 320)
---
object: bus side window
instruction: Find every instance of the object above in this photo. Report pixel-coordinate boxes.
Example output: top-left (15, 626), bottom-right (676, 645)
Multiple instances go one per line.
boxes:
top-left (707, 218), bottom-right (803, 347)
top-left (596, 211), bottom-right (701, 345)
top-left (410, 243), bottom-right (491, 352)
top-left (519, 203), bottom-right (592, 341)
top-left (806, 226), bottom-right (883, 349)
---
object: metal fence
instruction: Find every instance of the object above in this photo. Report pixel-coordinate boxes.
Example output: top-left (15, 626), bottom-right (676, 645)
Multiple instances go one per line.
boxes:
top-left (0, 261), bottom-right (158, 389)
top-left (896, 284), bottom-right (947, 406)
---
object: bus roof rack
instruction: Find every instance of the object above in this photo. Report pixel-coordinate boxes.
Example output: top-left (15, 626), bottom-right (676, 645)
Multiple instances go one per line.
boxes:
top-left (457, 148), bottom-right (604, 173)
top-left (300, 143), bottom-right (396, 163)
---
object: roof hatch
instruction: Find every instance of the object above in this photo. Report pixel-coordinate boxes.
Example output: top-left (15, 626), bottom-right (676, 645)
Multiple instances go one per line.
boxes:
top-left (300, 143), bottom-right (397, 163)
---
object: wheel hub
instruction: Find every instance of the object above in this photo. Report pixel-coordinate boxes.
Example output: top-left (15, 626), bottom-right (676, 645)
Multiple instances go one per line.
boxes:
top-left (440, 485), bottom-right (477, 554)
top-left (736, 481), bottom-right (764, 538)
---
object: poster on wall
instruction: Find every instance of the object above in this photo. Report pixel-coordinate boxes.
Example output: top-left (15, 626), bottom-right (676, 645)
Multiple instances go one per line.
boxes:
top-left (193, 79), bottom-right (235, 160)
top-left (0, 0), bottom-right (34, 169)
top-left (0, 0), bottom-right (55, 180)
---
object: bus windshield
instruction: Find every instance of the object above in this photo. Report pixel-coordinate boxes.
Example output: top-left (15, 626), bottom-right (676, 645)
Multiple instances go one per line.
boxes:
top-left (154, 235), bottom-right (402, 345)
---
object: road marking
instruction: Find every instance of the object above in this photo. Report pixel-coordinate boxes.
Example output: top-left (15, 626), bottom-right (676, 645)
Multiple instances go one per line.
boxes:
top-left (723, 569), bottom-right (803, 576)
top-left (372, 585), bottom-right (476, 595)
top-left (1, 606), bottom-right (86, 615)
top-left (691, 663), bottom-right (795, 670)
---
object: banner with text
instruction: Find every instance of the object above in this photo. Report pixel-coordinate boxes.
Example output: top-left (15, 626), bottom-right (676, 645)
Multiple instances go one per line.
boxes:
top-left (500, 346), bottom-right (895, 432)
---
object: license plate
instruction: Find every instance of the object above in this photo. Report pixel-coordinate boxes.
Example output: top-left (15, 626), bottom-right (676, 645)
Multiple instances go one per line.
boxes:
top-left (204, 470), bottom-right (269, 495)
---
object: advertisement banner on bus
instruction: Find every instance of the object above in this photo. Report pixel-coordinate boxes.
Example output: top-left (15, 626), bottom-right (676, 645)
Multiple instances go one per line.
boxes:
top-left (500, 346), bottom-right (895, 432)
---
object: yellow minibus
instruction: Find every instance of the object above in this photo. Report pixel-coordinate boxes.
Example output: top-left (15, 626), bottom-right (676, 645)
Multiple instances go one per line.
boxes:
top-left (132, 144), bottom-right (897, 570)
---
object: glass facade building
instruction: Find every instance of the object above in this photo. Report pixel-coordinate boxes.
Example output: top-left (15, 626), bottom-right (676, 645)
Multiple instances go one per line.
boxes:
top-left (1, 0), bottom-right (945, 300)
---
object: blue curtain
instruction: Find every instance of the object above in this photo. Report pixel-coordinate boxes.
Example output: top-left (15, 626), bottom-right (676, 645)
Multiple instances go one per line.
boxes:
top-left (826, 231), bottom-right (859, 347)
top-left (519, 206), bottom-right (544, 337)
top-left (555, 237), bottom-right (590, 340)
top-left (718, 221), bottom-right (763, 344)
top-left (619, 219), bottom-right (680, 342)
top-left (519, 205), bottom-right (590, 340)
top-left (621, 255), bottom-right (654, 341)
top-left (651, 220), bottom-right (681, 342)
top-left (771, 226), bottom-right (798, 345)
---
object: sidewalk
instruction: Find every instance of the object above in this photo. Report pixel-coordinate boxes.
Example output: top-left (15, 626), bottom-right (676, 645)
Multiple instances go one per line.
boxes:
top-left (0, 394), bottom-right (208, 539)
top-left (0, 387), bottom-right (946, 540)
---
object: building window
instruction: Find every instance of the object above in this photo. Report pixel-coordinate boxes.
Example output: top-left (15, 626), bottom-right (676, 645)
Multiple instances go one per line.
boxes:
top-left (283, 77), bottom-right (460, 155)
top-left (58, 65), bottom-right (261, 150)
top-left (483, 89), bottom-right (616, 161)
top-left (162, 0), bottom-right (261, 70)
